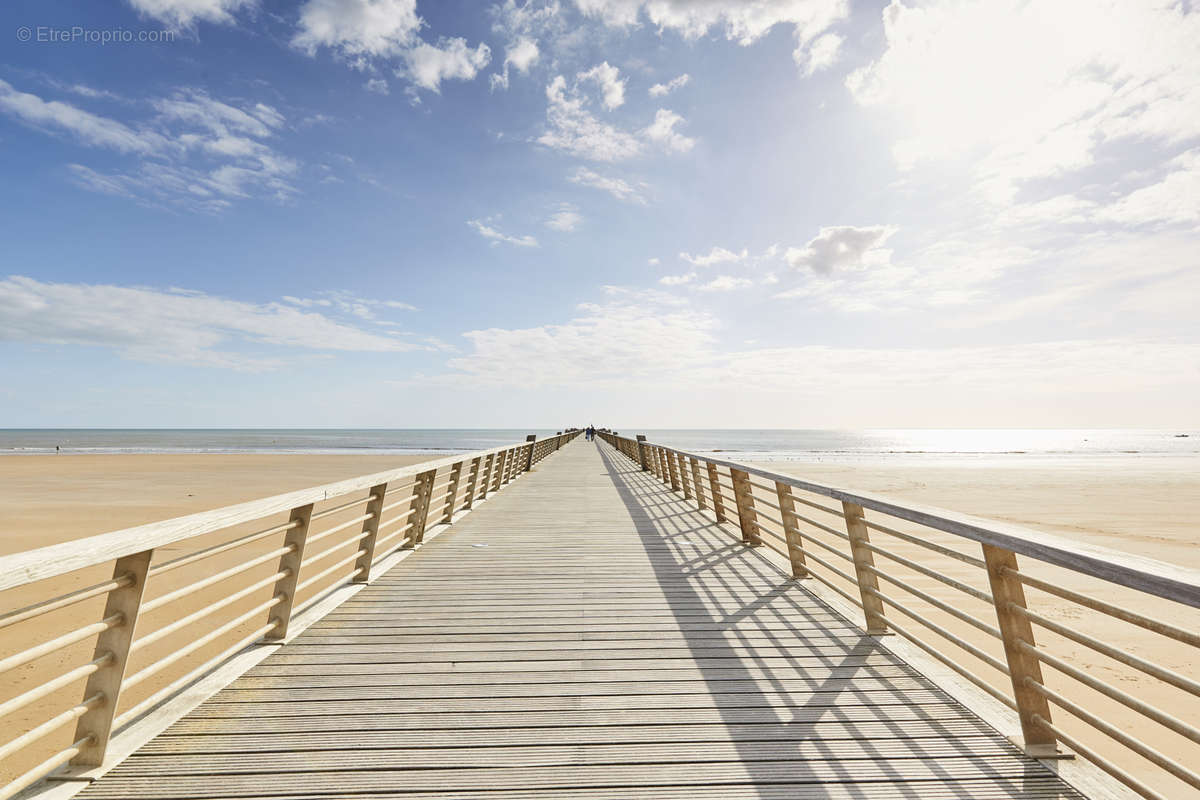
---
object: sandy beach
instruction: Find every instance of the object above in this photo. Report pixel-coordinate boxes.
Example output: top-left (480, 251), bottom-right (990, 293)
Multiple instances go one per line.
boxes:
top-left (1, 451), bottom-right (1197, 794)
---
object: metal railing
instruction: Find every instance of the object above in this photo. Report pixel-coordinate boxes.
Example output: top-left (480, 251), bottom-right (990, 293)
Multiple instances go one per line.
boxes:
top-left (597, 430), bottom-right (1200, 800)
top-left (0, 430), bottom-right (581, 798)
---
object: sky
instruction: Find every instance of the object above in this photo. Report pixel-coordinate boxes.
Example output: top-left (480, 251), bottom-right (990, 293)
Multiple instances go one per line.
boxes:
top-left (0, 0), bottom-right (1197, 429)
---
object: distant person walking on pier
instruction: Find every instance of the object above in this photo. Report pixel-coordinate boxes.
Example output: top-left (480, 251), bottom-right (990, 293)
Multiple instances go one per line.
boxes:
top-left (586, 425), bottom-right (595, 441)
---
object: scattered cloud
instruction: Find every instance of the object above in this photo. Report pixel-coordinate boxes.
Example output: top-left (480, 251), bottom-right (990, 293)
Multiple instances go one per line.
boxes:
top-left (0, 275), bottom-right (426, 370)
top-left (126, 0), bottom-right (254, 28)
top-left (546, 203), bottom-right (583, 231)
top-left (785, 225), bottom-right (896, 274)
top-left (0, 80), bottom-right (297, 212)
top-left (698, 275), bottom-right (752, 291)
top-left (649, 73), bottom-right (690, 97)
top-left (0, 79), bottom-right (163, 154)
top-left (574, 0), bottom-right (848, 48)
top-left (292, 0), bottom-right (421, 59)
top-left (795, 31), bottom-right (842, 76)
top-left (364, 77), bottom-right (390, 94)
top-left (490, 35), bottom-right (540, 90)
top-left (538, 74), bottom-right (642, 161)
top-left (568, 167), bottom-right (649, 204)
top-left (468, 218), bottom-right (539, 247)
top-left (401, 38), bottom-right (492, 92)
top-left (647, 257), bottom-right (660, 266)
top-left (577, 62), bottom-right (626, 110)
top-left (643, 108), bottom-right (694, 153)
top-left (292, 0), bottom-right (489, 93)
top-left (680, 246), bottom-right (747, 267)
top-left (659, 272), bottom-right (696, 285)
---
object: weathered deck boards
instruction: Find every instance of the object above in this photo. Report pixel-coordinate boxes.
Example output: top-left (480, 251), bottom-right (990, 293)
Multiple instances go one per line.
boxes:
top-left (76, 442), bottom-right (1086, 799)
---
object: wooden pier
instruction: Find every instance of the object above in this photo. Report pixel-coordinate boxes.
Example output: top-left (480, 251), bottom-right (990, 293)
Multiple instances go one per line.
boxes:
top-left (1, 433), bottom-right (1197, 799)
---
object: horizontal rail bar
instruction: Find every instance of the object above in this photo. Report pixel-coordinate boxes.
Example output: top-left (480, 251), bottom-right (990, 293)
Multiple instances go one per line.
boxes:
top-left (112, 621), bottom-right (279, 732)
top-left (0, 575), bottom-right (134, 631)
top-left (140, 545), bottom-right (294, 613)
top-left (0, 653), bottom-right (112, 721)
top-left (865, 564), bottom-right (1002, 639)
top-left (0, 693), bottom-right (102, 762)
top-left (1004, 567), bottom-right (1200, 648)
top-left (147, 520), bottom-right (298, 578)
top-left (0, 614), bottom-right (122, 675)
top-left (862, 518), bottom-right (987, 569)
top-left (1030, 712), bottom-right (1167, 800)
top-left (0, 735), bottom-right (92, 800)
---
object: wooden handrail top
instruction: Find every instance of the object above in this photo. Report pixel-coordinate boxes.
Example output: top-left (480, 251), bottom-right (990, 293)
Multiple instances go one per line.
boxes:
top-left (633, 438), bottom-right (1200, 609)
top-left (0, 438), bottom-right (544, 593)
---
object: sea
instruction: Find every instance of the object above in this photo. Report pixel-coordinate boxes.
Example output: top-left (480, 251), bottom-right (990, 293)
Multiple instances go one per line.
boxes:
top-left (0, 429), bottom-right (1196, 464)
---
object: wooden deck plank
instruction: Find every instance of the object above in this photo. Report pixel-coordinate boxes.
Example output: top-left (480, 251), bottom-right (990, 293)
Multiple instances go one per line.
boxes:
top-left (76, 440), bottom-right (1086, 800)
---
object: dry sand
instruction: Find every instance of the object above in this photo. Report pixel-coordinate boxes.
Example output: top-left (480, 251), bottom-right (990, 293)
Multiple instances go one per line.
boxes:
top-left (1, 452), bottom-right (1197, 796)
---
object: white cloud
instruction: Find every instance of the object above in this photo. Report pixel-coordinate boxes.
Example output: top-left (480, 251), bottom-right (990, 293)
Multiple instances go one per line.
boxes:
top-left (647, 257), bottom-right (660, 266)
top-left (698, 275), bottom-right (752, 291)
top-left (538, 75), bottom-right (642, 161)
top-left (402, 38), bottom-right (492, 92)
top-left (643, 108), bottom-right (694, 153)
top-left (577, 62), bottom-right (626, 110)
top-left (440, 295), bottom-right (719, 386)
top-left (490, 36), bottom-right (540, 90)
top-left (364, 77), bottom-right (390, 94)
top-left (574, 0), bottom-right (848, 47)
top-left (680, 246), bottom-right (747, 267)
top-left (785, 225), bottom-right (897, 274)
top-left (795, 32), bottom-right (842, 76)
top-left (568, 167), bottom-right (648, 204)
top-left (0, 275), bottom-right (425, 370)
top-left (648, 73), bottom-right (690, 97)
top-left (126, 0), bottom-right (254, 27)
top-left (0, 79), bottom-right (164, 154)
top-left (468, 218), bottom-right (539, 247)
top-left (1, 81), bottom-right (298, 211)
top-left (546, 204), bottom-right (583, 231)
top-left (1099, 149), bottom-right (1200, 227)
top-left (848, 0), bottom-right (1200, 205)
top-left (659, 272), bottom-right (695, 285)
top-left (292, 0), bottom-right (421, 58)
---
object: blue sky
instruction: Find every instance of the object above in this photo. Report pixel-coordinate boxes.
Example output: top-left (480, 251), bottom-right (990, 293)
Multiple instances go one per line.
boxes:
top-left (1, 0), bottom-right (1197, 428)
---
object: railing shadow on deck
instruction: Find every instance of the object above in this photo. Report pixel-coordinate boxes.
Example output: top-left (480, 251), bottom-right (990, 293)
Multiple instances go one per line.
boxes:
top-left (593, 441), bottom-right (1064, 799)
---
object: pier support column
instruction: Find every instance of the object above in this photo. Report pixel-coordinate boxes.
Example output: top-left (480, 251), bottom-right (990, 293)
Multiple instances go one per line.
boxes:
top-left (266, 503), bottom-right (313, 641)
top-left (729, 469), bottom-right (761, 547)
top-left (776, 483), bottom-right (809, 579)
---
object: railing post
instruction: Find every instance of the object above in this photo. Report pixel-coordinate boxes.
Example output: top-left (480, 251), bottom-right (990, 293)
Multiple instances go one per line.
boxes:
top-left (666, 450), bottom-right (681, 492)
top-left (70, 548), bottom-right (152, 766)
top-left (706, 462), bottom-right (726, 522)
top-left (266, 503), bottom-right (313, 641)
top-left (462, 456), bottom-right (482, 510)
top-left (982, 544), bottom-right (1062, 757)
top-left (407, 469), bottom-right (437, 546)
top-left (493, 449), bottom-right (508, 490)
top-left (690, 458), bottom-right (706, 510)
top-left (657, 448), bottom-right (669, 482)
top-left (441, 463), bottom-right (463, 523)
top-left (729, 468), bottom-right (761, 547)
top-left (775, 483), bottom-right (808, 579)
top-left (479, 453), bottom-right (495, 500)
top-left (676, 453), bottom-right (692, 499)
top-left (354, 483), bottom-right (388, 582)
top-left (525, 435), bottom-right (536, 471)
top-left (841, 501), bottom-right (887, 634)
